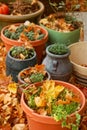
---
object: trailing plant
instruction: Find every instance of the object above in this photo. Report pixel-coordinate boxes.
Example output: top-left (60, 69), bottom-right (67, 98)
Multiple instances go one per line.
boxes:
top-left (49, 0), bottom-right (81, 15)
top-left (39, 1), bottom-right (83, 32)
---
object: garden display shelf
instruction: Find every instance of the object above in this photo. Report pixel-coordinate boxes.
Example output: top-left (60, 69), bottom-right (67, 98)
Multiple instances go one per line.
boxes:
top-left (0, 41), bottom-right (87, 129)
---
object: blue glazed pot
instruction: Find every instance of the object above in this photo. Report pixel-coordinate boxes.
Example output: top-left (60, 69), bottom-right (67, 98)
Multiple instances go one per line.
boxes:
top-left (43, 45), bottom-right (72, 81)
top-left (6, 50), bottom-right (37, 82)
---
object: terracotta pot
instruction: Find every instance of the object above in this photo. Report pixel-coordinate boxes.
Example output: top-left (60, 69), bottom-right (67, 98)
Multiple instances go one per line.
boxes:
top-left (21, 80), bottom-right (86, 130)
top-left (6, 49), bottom-right (37, 82)
top-left (43, 45), bottom-right (72, 82)
top-left (0, 125), bottom-right (11, 130)
top-left (17, 67), bottom-right (50, 100)
top-left (0, 1), bottom-right (44, 31)
top-left (1, 23), bottom-right (48, 64)
top-left (18, 67), bottom-right (51, 84)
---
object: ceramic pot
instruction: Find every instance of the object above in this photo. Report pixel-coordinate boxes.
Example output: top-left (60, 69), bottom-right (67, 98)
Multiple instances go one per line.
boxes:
top-left (21, 80), bottom-right (86, 130)
top-left (1, 24), bottom-right (48, 64)
top-left (69, 41), bottom-right (87, 86)
top-left (0, 0), bottom-right (44, 31)
top-left (43, 45), bottom-right (72, 81)
top-left (6, 49), bottom-right (37, 82)
top-left (41, 25), bottom-right (80, 46)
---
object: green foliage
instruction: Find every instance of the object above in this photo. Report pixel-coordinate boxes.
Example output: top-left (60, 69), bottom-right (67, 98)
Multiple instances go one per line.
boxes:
top-left (28, 95), bottom-right (36, 108)
top-left (4, 25), bottom-right (25, 40)
top-left (24, 31), bottom-right (35, 41)
top-left (30, 73), bottom-right (44, 83)
top-left (36, 34), bottom-right (45, 40)
top-left (4, 24), bottom-right (45, 41)
top-left (24, 80), bottom-right (81, 130)
top-left (51, 102), bottom-right (81, 130)
top-left (24, 87), bottom-right (42, 109)
top-left (10, 46), bottom-right (34, 59)
top-left (48, 43), bottom-right (69, 55)
top-left (4, 30), bottom-right (12, 38)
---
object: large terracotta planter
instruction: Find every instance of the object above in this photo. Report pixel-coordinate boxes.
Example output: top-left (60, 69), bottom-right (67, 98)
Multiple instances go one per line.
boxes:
top-left (0, 1), bottom-right (44, 31)
top-left (21, 80), bottom-right (86, 130)
top-left (6, 49), bottom-right (37, 82)
top-left (1, 23), bottom-right (48, 64)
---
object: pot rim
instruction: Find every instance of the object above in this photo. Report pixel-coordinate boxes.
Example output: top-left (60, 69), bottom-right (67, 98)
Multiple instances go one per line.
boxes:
top-left (18, 67), bottom-right (51, 84)
top-left (46, 45), bottom-right (70, 58)
top-left (1, 23), bottom-right (48, 45)
top-left (7, 49), bottom-right (37, 61)
top-left (40, 24), bottom-right (81, 34)
top-left (0, 1), bottom-right (44, 21)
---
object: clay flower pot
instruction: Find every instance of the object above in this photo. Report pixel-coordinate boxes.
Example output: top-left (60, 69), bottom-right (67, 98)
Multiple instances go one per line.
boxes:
top-left (21, 80), bottom-right (86, 130)
top-left (1, 22), bottom-right (48, 64)
top-left (0, 0), bottom-right (44, 31)
top-left (6, 46), bottom-right (37, 82)
top-left (18, 64), bottom-right (50, 84)
top-left (17, 64), bottom-right (50, 100)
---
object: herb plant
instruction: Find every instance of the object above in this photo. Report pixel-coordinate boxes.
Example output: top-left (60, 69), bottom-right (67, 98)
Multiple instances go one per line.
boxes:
top-left (10, 46), bottom-right (34, 59)
top-left (19, 64), bottom-right (48, 84)
top-left (30, 72), bottom-right (44, 83)
top-left (48, 43), bottom-right (69, 55)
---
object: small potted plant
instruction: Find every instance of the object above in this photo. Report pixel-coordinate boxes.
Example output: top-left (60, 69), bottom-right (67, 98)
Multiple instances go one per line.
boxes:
top-left (6, 45), bottom-right (37, 82)
top-left (0, 0), bottom-right (44, 31)
top-left (21, 80), bottom-right (86, 130)
top-left (17, 64), bottom-right (50, 100)
top-left (39, 1), bottom-right (83, 45)
top-left (43, 43), bottom-right (72, 81)
top-left (1, 21), bottom-right (48, 63)
top-left (18, 64), bottom-right (50, 84)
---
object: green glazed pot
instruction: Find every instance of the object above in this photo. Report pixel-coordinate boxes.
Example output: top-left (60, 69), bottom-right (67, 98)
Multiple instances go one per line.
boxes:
top-left (41, 25), bottom-right (80, 46)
